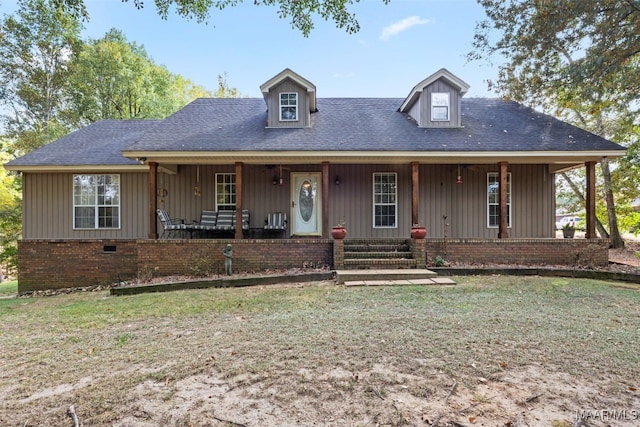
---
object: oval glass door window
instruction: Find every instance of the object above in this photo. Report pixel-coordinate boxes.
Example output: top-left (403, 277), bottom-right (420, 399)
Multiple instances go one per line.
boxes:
top-left (298, 180), bottom-right (314, 222)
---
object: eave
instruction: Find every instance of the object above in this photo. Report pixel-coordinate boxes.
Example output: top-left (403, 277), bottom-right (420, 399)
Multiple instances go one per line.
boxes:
top-left (2, 164), bottom-right (148, 173)
top-left (122, 149), bottom-right (626, 167)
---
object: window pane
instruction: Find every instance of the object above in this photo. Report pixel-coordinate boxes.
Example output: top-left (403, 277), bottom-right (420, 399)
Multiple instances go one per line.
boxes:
top-left (216, 173), bottom-right (236, 210)
top-left (73, 174), bottom-right (120, 229)
top-left (373, 173), bottom-right (397, 228)
top-left (74, 207), bottom-right (95, 228)
top-left (487, 173), bottom-right (511, 228)
top-left (98, 207), bottom-right (119, 228)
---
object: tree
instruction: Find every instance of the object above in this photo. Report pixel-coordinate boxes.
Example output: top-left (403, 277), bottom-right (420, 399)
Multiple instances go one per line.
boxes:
top-left (67, 29), bottom-right (211, 125)
top-left (470, 0), bottom-right (640, 248)
top-left (215, 72), bottom-right (241, 98)
top-left (52, 0), bottom-right (390, 37)
top-left (0, 0), bottom-right (83, 154)
top-left (0, 144), bottom-right (21, 277)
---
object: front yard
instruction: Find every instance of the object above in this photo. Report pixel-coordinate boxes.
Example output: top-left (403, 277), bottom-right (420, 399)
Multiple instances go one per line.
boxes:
top-left (1, 276), bottom-right (639, 426)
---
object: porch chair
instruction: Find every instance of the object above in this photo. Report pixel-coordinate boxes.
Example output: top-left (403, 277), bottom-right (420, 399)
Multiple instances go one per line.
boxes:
top-left (193, 210), bottom-right (218, 237)
top-left (156, 209), bottom-right (194, 239)
top-left (264, 212), bottom-right (287, 237)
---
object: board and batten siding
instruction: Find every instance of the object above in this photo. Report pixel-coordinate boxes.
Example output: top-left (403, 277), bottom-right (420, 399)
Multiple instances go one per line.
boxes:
top-left (22, 172), bottom-right (149, 239)
top-left (265, 79), bottom-right (310, 128)
top-left (418, 79), bottom-right (463, 128)
top-left (22, 164), bottom-right (554, 240)
top-left (420, 164), bottom-right (554, 238)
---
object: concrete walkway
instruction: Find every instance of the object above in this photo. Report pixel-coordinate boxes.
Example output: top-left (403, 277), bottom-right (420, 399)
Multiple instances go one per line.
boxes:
top-left (335, 269), bottom-right (456, 286)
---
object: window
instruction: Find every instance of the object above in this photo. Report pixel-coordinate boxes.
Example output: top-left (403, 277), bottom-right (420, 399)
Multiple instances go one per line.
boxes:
top-left (73, 174), bottom-right (120, 229)
top-left (487, 172), bottom-right (511, 228)
top-left (279, 92), bottom-right (298, 121)
top-left (216, 173), bottom-right (236, 210)
top-left (431, 92), bottom-right (450, 121)
top-left (373, 173), bottom-right (397, 228)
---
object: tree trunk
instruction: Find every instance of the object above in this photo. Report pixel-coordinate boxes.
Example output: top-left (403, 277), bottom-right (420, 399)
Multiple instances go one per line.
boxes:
top-left (600, 158), bottom-right (625, 249)
top-left (560, 172), bottom-right (609, 238)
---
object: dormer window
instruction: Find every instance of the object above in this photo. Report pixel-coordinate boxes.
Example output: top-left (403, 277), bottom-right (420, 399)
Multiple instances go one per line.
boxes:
top-left (280, 92), bottom-right (298, 121)
top-left (431, 92), bottom-right (450, 121)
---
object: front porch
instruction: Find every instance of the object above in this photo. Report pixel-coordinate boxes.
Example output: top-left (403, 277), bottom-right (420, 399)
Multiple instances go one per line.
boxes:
top-left (17, 237), bottom-right (609, 292)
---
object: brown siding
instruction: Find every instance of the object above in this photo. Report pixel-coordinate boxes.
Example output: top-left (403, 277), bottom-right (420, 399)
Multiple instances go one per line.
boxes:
top-left (23, 172), bottom-right (148, 239)
top-left (265, 78), bottom-right (310, 128)
top-left (22, 163), bottom-right (554, 240)
top-left (419, 79), bottom-right (462, 127)
top-left (421, 164), bottom-right (554, 238)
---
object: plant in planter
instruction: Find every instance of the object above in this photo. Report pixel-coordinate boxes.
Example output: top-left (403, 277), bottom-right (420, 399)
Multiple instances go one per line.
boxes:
top-left (410, 223), bottom-right (427, 239)
top-left (562, 221), bottom-right (576, 238)
top-left (331, 219), bottom-right (347, 239)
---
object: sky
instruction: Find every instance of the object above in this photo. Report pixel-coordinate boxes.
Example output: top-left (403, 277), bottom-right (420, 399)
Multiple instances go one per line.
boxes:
top-left (1, 0), bottom-right (502, 99)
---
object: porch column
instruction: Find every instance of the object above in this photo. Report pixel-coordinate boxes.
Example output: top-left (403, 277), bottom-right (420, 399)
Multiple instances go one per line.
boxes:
top-left (411, 161), bottom-right (419, 226)
top-left (498, 161), bottom-right (509, 238)
top-left (322, 161), bottom-right (330, 238)
top-left (148, 161), bottom-right (158, 239)
top-left (235, 162), bottom-right (243, 239)
top-left (585, 161), bottom-right (597, 239)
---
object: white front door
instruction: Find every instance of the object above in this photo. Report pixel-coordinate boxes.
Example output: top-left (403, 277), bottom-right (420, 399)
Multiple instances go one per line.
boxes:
top-left (291, 173), bottom-right (322, 236)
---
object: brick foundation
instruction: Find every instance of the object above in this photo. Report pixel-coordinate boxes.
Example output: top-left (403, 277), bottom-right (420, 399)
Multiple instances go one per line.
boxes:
top-left (17, 237), bottom-right (609, 292)
top-left (18, 239), bottom-right (333, 292)
top-left (422, 238), bottom-right (610, 267)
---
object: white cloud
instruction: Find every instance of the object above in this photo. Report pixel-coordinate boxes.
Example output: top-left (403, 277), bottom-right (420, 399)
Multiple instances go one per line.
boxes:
top-left (379, 16), bottom-right (432, 41)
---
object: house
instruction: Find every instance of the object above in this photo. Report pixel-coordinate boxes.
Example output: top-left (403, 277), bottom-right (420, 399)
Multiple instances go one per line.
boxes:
top-left (4, 68), bottom-right (626, 291)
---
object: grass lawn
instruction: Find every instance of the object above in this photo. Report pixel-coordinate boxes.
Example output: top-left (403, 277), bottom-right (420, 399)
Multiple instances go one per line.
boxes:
top-left (0, 280), bottom-right (17, 296)
top-left (1, 276), bottom-right (639, 426)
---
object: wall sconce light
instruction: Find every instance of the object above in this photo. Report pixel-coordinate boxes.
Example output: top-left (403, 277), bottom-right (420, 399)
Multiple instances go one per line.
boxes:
top-left (456, 165), bottom-right (463, 185)
top-left (272, 176), bottom-right (278, 186)
top-left (335, 176), bottom-right (341, 185)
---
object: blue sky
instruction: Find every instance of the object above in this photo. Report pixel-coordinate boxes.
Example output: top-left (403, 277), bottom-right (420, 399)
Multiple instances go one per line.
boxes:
top-left (2, 0), bottom-right (501, 98)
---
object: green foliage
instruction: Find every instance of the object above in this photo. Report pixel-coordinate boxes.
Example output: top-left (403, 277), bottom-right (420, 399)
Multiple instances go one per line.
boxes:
top-left (215, 72), bottom-right (241, 98)
top-left (0, 147), bottom-right (21, 272)
top-left (55, 0), bottom-right (391, 37)
top-left (0, 0), bottom-right (83, 153)
top-left (68, 29), bottom-right (211, 125)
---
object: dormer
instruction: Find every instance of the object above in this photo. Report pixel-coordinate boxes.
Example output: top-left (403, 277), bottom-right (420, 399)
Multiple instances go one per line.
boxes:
top-left (399, 68), bottom-right (470, 128)
top-left (260, 68), bottom-right (317, 128)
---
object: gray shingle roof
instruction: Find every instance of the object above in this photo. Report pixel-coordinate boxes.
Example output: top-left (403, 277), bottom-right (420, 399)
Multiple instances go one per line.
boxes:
top-left (127, 97), bottom-right (623, 152)
top-left (6, 120), bottom-right (160, 167)
top-left (6, 98), bottom-right (625, 168)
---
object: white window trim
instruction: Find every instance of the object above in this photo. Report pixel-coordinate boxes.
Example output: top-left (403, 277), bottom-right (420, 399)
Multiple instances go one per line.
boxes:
top-left (73, 174), bottom-right (121, 230)
top-left (215, 173), bottom-right (236, 211)
top-left (431, 92), bottom-right (450, 121)
top-left (279, 92), bottom-right (298, 121)
top-left (487, 172), bottom-right (512, 228)
top-left (372, 172), bottom-right (398, 229)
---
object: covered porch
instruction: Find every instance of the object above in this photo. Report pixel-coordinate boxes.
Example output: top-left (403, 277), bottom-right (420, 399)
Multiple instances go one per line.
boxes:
top-left (139, 157), bottom-right (601, 242)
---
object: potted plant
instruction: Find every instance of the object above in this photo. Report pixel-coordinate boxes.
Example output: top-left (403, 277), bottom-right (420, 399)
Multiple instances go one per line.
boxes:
top-left (331, 219), bottom-right (347, 239)
top-left (562, 221), bottom-right (576, 238)
top-left (410, 223), bottom-right (427, 239)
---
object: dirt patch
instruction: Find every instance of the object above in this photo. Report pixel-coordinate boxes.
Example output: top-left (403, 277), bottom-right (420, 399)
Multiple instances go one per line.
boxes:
top-left (113, 363), bottom-right (639, 426)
